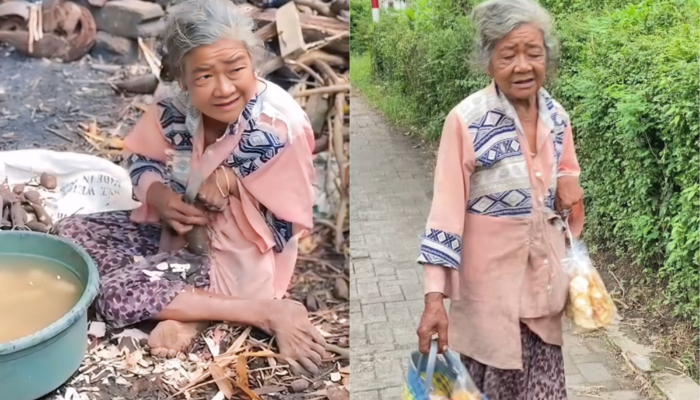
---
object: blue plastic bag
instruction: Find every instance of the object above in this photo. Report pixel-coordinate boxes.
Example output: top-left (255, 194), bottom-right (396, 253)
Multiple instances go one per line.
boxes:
top-left (402, 340), bottom-right (488, 400)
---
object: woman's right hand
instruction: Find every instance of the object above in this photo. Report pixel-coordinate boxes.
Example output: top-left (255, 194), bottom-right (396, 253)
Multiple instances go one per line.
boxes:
top-left (146, 182), bottom-right (208, 235)
top-left (417, 292), bottom-right (449, 354)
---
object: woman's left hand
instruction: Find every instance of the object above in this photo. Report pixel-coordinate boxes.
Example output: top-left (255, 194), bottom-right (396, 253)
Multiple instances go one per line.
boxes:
top-left (196, 167), bottom-right (238, 211)
top-left (556, 175), bottom-right (584, 213)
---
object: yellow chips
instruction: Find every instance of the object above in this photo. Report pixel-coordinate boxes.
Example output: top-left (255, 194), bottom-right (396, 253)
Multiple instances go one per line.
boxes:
top-left (565, 269), bottom-right (616, 329)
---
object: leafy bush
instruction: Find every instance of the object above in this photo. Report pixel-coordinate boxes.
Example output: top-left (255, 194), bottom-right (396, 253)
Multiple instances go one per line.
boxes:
top-left (352, 0), bottom-right (700, 325)
top-left (551, 0), bottom-right (700, 324)
top-left (350, 0), bottom-right (372, 53)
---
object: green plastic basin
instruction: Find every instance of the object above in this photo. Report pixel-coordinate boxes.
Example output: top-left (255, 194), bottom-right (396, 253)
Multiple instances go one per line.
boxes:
top-left (0, 231), bottom-right (99, 400)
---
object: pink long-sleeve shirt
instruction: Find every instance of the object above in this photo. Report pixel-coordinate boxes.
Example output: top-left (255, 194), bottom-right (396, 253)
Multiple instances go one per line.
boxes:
top-left (418, 82), bottom-right (585, 370)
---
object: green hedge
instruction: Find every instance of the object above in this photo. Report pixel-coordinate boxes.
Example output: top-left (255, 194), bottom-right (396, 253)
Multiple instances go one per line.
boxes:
top-left (353, 0), bottom-right (700, 326)
top-left (350, 0), bottom-right (372, 54)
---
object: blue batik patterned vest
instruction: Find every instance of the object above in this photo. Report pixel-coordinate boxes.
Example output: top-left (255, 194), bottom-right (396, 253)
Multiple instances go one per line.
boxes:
top-left (458, 84), bottom-right (567, 218)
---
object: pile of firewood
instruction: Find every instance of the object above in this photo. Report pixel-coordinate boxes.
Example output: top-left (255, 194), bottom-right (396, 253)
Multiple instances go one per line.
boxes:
top-left (248, 0), bottom-right (350, 252)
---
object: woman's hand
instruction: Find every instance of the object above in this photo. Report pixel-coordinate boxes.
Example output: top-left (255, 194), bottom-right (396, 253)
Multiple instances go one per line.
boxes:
top-left (196, 167), bottom-right (239, 211)
top-left (147, 182), bottom-right (208, 235)
top-left (556, 176), bottom-right (584, 213)
top-left (264, 300), bottom-right (328, 377)
top-left (416, 292), bottom-right (449, 354)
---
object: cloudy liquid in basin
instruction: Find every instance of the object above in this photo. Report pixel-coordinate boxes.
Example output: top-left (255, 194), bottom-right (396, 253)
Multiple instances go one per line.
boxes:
top-left (0, 256), bottom-right (83, 343)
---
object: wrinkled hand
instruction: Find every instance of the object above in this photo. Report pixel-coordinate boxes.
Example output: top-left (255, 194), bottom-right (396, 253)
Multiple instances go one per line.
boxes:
top-left (556, 176), bottom-right (584, 213)
top-left (147, 182), bottom-right (208, 235)
top-left (417, 292), bottom-right (449, 354)
top-left (266, 300), bottom-right (328, 377)
top-left (196, 167), bottom-right (238, 211)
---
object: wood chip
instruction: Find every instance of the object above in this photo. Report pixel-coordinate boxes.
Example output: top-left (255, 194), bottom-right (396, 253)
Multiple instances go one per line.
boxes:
top-left (210, 364), bottom-right (235, 399)
top-left (87, 321), bottom-right (106, 338)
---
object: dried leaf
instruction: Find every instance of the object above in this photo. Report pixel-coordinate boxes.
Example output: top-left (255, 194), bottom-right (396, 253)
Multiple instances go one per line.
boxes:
top-left (204, 337), bottom-right (220, 358)
top-left (232, 379), bottom-right (263, 400)
top-left (236, 355), bottom-right (249, 388)
top-left (115, 377), bottom-right (132, 386)
top-left (212, 391), bottom-right (226, 400)
top-left (113, 328), bottom-right (149, 341)
top-left (330, 372), bottom-right (341, 382)
top-left (210, 364), bottom-right (235, 399)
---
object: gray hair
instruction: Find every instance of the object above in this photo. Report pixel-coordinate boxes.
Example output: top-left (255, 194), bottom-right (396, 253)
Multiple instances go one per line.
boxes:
top-left (471, 0), bottom-right (559, 72)
top-left (164, 0), bottom-right (265, 80)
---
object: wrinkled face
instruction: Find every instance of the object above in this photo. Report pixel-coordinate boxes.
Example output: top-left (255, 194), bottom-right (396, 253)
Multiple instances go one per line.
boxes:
top-left (180, 38), bottom-right (258, 124)
top-left (488, 24), bottom-right (547, 101)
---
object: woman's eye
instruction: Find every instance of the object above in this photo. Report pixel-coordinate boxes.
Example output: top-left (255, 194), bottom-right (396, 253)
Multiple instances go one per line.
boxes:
top-left (231, 67), bottom-right (244, 73)
top-left (197, 75), bottom-right (211, 81)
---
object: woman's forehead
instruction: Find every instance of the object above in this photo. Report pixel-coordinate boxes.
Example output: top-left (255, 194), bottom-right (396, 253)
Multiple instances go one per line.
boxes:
top-left (185, 39), bottom-right (250, 68)
top-left (497, 25), bottom-right (544, 47)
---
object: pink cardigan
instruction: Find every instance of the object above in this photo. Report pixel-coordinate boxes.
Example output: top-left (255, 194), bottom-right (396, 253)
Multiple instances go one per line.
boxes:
top-left (419, 83), bottom-right (585, 370)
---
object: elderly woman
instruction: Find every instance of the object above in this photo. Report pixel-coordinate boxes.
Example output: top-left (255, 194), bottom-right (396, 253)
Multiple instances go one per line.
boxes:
top-left (55, 0), bottom-right (326, 376)
top-left (415, 0), bottom-right (585, 398)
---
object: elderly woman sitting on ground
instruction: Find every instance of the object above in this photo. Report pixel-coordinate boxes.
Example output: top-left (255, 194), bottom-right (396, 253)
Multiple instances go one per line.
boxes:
top-left (56, 0), bottom-right (327, 376)
top-left (415, 0), bottom-right (585, 399)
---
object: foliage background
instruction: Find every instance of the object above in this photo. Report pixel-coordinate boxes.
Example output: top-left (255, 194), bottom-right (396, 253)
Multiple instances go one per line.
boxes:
top-left (350, 0), bottom-right (700, 339)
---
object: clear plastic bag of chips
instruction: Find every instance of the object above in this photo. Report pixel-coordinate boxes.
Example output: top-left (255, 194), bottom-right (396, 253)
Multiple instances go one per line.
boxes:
top-left (562, 220), bottom-right (616, 329)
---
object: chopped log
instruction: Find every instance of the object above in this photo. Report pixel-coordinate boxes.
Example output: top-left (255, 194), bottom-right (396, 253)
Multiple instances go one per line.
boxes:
top-left (248, 4), bottom-right (348, 54)
top-left (293, 0), bottom-right (333, 17)
top-left (276, 1), bottom-right (305, 58)
top-left (292, 50), bottom-right (347, 71)
top-left (292, 84), bottom-right (349, 97)
top-left (114, 74), bottom-right (159, 94)
top-left (254, 21), bottom-right (277, 41)
top-left (305, 94), bottom-right (330, 135)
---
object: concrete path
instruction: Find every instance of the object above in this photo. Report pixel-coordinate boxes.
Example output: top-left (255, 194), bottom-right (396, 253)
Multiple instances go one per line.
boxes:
top-left (348, 91), bottom-right (648, 400)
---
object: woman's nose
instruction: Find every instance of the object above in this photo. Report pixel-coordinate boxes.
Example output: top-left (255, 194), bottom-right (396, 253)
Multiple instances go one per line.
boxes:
top-left (513, 54), bottom-right (533, 73)
top-left (214, 75), bottom-right (237, 97)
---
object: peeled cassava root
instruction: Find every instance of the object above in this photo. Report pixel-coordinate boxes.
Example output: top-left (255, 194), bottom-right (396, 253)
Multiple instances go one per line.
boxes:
top-left (565, 269), bottom-right (615, 329)
top-left (0, 180), bottom-right (53, 232)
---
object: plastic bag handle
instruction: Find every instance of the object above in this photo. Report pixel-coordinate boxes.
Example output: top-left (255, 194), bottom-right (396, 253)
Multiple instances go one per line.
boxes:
top-left (417, 339), bottom-right (439, 396)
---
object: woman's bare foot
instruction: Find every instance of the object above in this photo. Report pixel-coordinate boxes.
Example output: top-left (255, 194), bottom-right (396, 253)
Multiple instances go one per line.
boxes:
top-left (148, 320), bottom-right (208, 358)
top-left (264, 300), bottom-right (328, 377)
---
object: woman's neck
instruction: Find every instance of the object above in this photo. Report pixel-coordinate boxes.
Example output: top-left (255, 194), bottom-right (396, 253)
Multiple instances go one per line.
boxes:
top-left (202, 114), bottom-right (229, 147)
top-left (510, 95), bottom-right (538, 122)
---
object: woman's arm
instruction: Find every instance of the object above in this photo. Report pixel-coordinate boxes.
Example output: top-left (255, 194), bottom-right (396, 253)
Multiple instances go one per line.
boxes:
top-left (418, 110), bottom-right (473, 297)
top-left (556, 122), bottom-right (585, 237)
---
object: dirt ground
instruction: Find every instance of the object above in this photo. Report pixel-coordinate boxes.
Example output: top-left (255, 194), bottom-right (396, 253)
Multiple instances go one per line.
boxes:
top-left (595, 251), bottom-right (699, 381)
top-left (0, 50), bottom-right (134, 153)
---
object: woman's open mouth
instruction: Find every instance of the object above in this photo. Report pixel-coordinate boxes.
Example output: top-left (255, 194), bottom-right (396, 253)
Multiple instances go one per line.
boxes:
top-left (513, 78), bottom-right (535, 89)
top-left (214, 97), bottom-right (240, 110)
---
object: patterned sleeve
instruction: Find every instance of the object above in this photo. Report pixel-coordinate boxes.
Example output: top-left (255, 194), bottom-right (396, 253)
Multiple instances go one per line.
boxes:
top-left (124, 153), bottom-right (166, 188)
top-left (260, 205), bottom-right (292, 253)
top-left (417, 110), bottom-right (473, 270)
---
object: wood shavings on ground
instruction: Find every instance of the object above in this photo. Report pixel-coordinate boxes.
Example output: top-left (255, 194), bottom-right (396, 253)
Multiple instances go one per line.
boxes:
top-left (41, 223), bottom-right (348, 400)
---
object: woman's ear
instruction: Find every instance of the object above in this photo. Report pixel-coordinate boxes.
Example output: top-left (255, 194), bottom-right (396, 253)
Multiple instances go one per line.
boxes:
top-left (178, 79), bottom-right (186, 92)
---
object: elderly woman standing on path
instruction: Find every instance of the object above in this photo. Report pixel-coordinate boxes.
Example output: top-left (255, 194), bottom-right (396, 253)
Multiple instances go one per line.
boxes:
top-left (415, 0), bottom-right (585, 399)
top-left (55, 0), bottom-right (327, 376)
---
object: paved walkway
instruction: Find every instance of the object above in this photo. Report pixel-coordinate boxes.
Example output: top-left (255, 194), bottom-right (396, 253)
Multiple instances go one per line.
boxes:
top-left (349, 91), bottom-right (647, 400)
